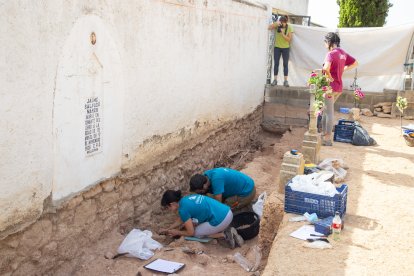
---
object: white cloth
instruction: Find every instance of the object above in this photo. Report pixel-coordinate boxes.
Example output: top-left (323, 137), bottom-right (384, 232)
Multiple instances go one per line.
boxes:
top-left (283, 23), bottom-right (414, 92)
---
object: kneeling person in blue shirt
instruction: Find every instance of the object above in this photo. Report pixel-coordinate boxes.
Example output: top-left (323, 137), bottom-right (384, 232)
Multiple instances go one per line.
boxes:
top-left (189, 167), bottom-right (256, 210)
top-left (160, 190), bottom-right (244, 248)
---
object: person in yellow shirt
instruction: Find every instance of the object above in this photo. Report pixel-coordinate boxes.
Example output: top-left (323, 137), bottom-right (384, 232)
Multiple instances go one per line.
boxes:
top-left (268, 15), bottom-right (294, 87)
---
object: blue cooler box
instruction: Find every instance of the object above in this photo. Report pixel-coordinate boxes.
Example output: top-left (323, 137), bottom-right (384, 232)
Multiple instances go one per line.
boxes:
top-left (314, 215), bottom-right (345, 235)
top-left (314, 216), bottom-right (333, 235)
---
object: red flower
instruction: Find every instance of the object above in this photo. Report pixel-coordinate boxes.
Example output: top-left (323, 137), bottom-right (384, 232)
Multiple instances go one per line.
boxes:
top-left (323, 93), bottom-right (332, 99)
top-left (354, 88), bottom-right (365, 99)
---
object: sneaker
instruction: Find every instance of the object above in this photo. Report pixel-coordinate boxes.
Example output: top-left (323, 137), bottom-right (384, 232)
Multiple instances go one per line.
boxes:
top-left (283, 80), bottom-right (289, 87)
top-left (229, 227), bottom-right (244, 247)
top-left (224, 227), bottom-right (235, 249)
top-left (271, 80), bottom-right (277, 86)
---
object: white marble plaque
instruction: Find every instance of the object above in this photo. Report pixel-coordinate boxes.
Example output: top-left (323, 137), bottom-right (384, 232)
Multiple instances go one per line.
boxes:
top-left (84, 97), bottom-right (102, 155)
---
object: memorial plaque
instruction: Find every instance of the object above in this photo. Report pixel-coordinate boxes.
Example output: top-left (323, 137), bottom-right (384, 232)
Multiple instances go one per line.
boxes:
top-left (84, 97), bottom-right (102, 155)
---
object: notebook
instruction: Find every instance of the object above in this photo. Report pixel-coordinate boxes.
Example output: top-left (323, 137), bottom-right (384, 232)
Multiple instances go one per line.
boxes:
top-left (144, 258), bottom-right (185, 274)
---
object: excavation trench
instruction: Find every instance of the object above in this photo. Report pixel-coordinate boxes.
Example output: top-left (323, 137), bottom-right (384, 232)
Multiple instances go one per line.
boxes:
top-left (0, 106), bottom-right (306, 275)
top-left (63, 127), bottom-right (306, 276)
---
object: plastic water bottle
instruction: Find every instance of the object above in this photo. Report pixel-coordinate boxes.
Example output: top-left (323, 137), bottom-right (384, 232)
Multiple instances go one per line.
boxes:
top-left (332, 211), bottom-right (342, 241)
top-left (233, 252), bottom-right (252, 272)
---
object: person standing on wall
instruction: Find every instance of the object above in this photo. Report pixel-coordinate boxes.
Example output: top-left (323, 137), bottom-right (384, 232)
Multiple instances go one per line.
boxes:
top-left (321, 32), bottom-right (358, 146)
top-left (268, 15), bottom-right (294, 87)
top-left (189, 167), bottom-right (256, 211)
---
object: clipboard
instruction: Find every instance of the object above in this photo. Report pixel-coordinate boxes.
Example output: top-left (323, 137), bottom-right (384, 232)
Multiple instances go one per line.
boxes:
top-left (290, 225), bottom-right (321, 240)
top-left (144, 258), bottom-right (185, 274)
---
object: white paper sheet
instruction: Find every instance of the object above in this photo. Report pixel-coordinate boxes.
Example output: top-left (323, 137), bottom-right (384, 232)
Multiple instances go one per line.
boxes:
top-left (290, 225), bottom-right (322, 240)
top-left (144, 258), bottom-right (185, 273)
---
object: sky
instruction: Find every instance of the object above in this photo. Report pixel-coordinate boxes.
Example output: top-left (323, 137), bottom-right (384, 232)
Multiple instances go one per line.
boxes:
top-left (308, 0), bottom-right (414, 28)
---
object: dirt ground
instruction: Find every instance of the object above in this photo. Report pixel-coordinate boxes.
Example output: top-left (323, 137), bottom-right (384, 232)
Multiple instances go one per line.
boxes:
top-left (66, 113), bottom-right (413, 276)
top-left (65, 126), bottom-right (306, 276)
top-left (263, 113), bottom-right (414, 275)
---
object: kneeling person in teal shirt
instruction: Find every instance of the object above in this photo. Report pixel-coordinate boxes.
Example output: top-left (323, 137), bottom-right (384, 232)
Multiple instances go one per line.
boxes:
top-left (160, 190), bottom-right (244, 248)
top-left (189, 167), bottom-right (256, 210)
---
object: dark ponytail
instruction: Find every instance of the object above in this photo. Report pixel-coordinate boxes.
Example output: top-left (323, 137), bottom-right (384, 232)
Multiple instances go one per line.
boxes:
top-left (161, 190), bottom-right (182, 207)
top-left (324, 32), bottom-right (341, 49)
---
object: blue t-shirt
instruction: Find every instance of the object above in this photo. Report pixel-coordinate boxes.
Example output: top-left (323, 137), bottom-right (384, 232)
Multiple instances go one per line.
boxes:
top-left (204, 168), bottom-right (254, 199)
top-left (178, 194), bottom-right (230, 226)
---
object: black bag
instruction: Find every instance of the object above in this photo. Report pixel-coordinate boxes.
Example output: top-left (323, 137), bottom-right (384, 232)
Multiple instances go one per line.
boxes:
top-left (352, 122), bottom-right (376, 146)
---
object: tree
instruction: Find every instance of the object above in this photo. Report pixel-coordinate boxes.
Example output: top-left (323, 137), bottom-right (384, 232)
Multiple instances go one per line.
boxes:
top-left (337, 0), bottom-right (393, 27)
top-left (396, 96), bottom-right (408, 129)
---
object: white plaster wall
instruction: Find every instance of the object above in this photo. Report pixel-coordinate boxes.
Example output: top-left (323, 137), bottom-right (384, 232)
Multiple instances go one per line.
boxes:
top-left (0, 0), bottom-right (268, 233)
top-left (53, 15), bottom-right (124, 201)
top-left (120, 0), bottom-right (269, 166)
top-left (0, 1), bottom-right (57, 232)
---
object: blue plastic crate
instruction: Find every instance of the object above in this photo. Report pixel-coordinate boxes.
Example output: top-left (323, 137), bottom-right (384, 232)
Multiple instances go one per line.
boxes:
top-left (284, 183), bottom-right (348, 218)
top-left (337, 119), bottom-right (355, 126)
top-left (339, 107), bottom-right (350, 114)
top-left (334, 120), bottom-right (355, 143)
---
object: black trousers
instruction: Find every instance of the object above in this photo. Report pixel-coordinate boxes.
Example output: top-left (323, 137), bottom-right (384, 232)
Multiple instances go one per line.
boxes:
top-left (274, 47), bottom-right (290, 76)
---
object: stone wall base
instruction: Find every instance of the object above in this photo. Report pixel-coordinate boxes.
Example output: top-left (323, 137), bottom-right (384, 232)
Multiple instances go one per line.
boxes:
top-left (0, 106), bottom-right (262, 275)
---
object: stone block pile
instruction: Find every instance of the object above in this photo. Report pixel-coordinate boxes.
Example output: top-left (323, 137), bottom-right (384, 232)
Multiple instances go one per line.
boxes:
top-left (373, 102), bottom-right (393, 118)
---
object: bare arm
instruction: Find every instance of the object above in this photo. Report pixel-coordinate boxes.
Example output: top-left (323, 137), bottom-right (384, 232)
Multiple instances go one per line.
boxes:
top-left (282, 31), bottom-right (293, 43)
top-left (323, 61), bottom-right (334, 82)
top-left (344, 60), bottom-right (358, 71)
top-left (168, 217), bottom-right (183, 230)
top-left (159, 217), bottom-right (182, 234)
top-left (213, 193), bottom-right (223, 203)
top-left (166, 219), bottom-right (195, 237)
top-left (268, 23), bottom-right (276, 30)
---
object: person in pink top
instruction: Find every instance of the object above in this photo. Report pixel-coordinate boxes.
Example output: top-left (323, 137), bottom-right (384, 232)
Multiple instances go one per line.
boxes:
top-left (321, 32), bottom-right (358, 146)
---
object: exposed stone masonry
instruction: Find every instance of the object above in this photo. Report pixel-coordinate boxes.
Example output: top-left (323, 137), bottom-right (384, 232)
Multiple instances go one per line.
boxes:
top-left (0, 106), bottom-right (262, 275)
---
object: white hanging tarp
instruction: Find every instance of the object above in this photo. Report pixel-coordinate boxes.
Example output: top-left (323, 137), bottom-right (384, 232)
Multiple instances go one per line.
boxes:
top-left (283, 24), bottom-right (414, 92)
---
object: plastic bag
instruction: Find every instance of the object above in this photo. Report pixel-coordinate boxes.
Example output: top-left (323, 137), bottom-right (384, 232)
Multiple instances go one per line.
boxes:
top-left (289, 172), bottom-right (338, 197)
top-left (233, 245), bottom-right (262, 272)
top-left (352, 122), bottom-right (376, 146)
top-left (288, 215), bottom-right (307, 222)
top-left (303, 212), bottom-right (318, 223)
top-left (250, 245), bottom-right (262, 272)
top-left (234, 252), bottom-right (251, 272)
top-left (117, 229), bottom-right (163, 260)
top-left (252, 192), bottom-right (266, 218)
top-left (318, 158), bottom-right (347, 183)
top-left (303, 240), bottom-right (332, 249)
